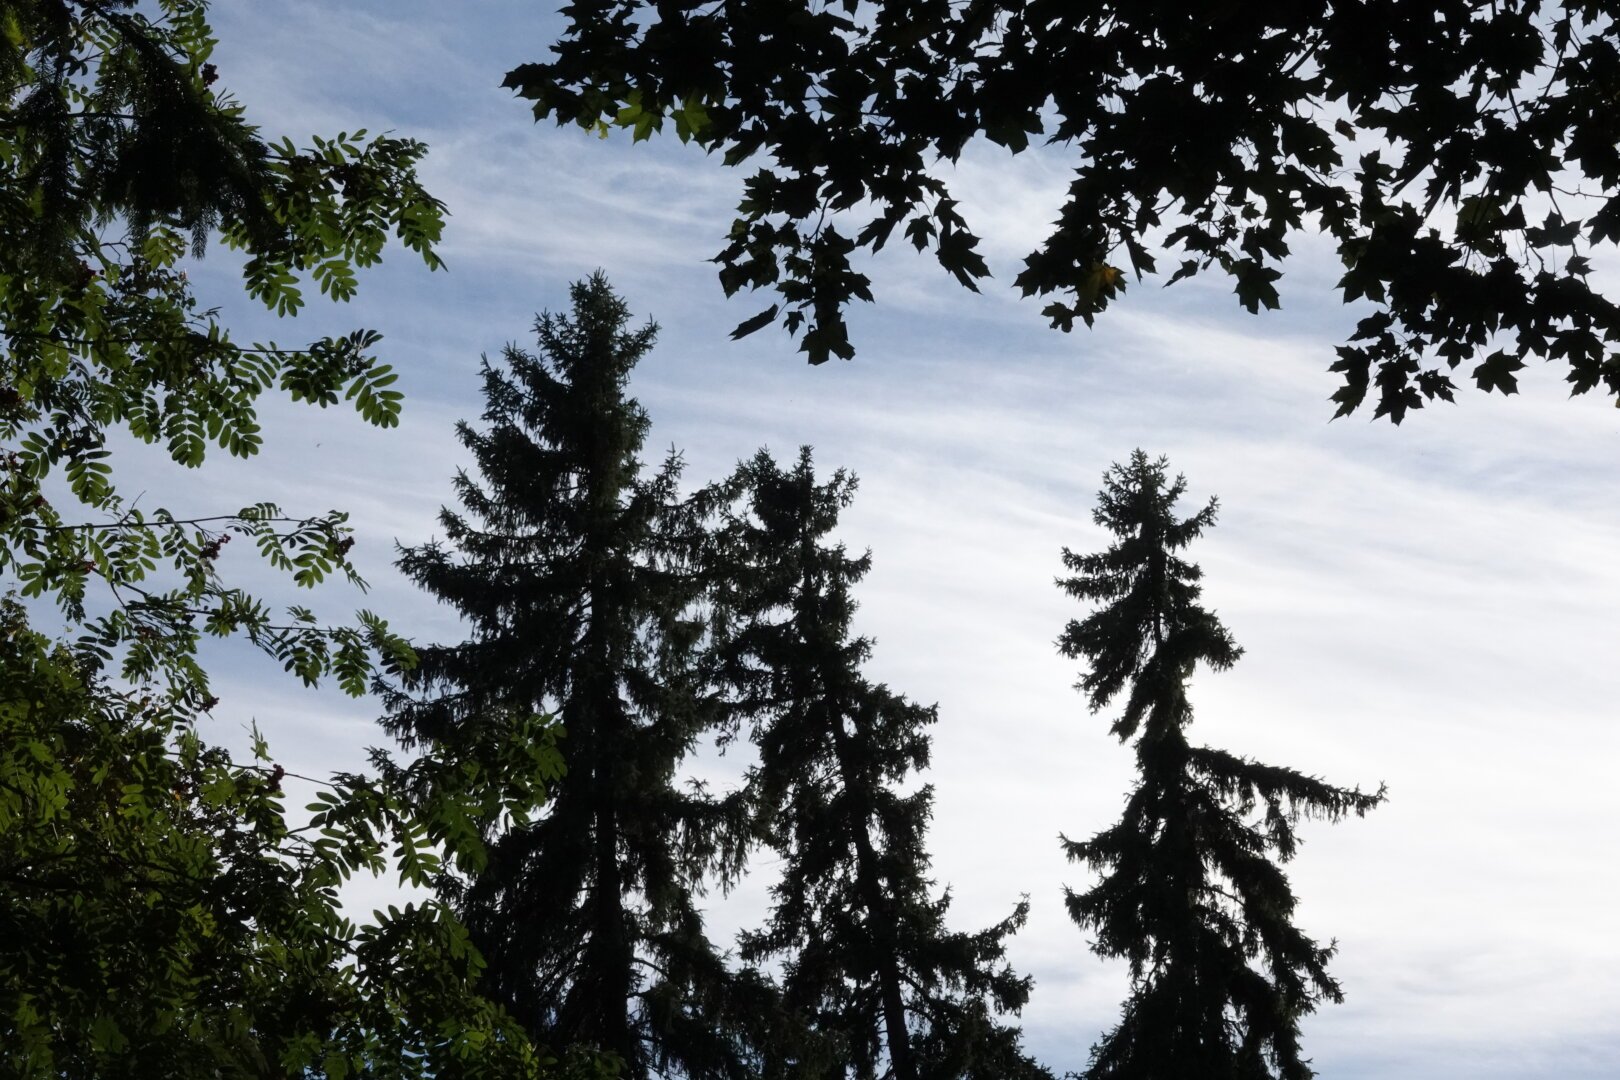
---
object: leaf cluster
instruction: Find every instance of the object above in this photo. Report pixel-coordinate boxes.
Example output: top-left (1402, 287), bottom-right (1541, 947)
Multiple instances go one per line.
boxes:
top-left (513, 0), bottom-right (1620, 419)
top-left (0, 597), bottom-right (561, 1080)
top-left (1, 0), bottom-right (444, 697)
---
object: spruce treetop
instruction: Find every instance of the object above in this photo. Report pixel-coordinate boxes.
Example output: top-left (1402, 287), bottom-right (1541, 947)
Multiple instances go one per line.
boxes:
top-left (1058, 452), bottom-right (1383, 1080)
top-left (386, 276), bottom-right (757, 1080)
top-left (721, 448), bottom-right (1046, 1080)
top-left (1057, 450), bottom-right (1240, 740)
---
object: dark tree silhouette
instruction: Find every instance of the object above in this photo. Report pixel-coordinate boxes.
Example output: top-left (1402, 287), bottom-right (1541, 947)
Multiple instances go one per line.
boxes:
top-left (716, 448), bottom-right (1047, 1080)
top-left (1057, 451), bottom-right (1384, 1079)
top-left (509, 2), bottom-right (1620, 420)
top-left (384, 275), bottom-right (761, 1079)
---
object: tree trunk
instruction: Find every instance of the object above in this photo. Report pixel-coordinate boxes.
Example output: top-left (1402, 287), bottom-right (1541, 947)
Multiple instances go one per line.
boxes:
top-left (832, 720), bottom-right (918, 1080)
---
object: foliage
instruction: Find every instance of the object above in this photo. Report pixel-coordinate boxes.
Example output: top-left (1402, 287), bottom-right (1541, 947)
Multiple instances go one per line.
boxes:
top-left (0, 596), bottom-right (569, 1080)
top-left (384, 275), bottom-right (763, 1080)
top-left (1, 0), bottom-right (446, 697)
top-left (0, 2), bottom-right (574, 1075)
top-left (715, 448), bottom-right (1047, 1080)
top-left (1056, 452), bottom-right (1384, 1079)
top-left (511, 0), bottom-right (1620, 420)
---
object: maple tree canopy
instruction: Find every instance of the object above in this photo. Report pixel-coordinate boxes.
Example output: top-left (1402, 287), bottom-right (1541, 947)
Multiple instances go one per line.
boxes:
top-left (510, 0), bottom-right (1620, 421)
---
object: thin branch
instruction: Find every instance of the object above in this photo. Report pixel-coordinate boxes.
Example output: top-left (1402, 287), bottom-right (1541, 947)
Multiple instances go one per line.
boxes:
top-left (24, 513), bottom-right (319, 534)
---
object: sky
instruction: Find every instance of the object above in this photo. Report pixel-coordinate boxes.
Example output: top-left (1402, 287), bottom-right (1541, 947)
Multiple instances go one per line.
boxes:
top-left (86, 2), bottom-right (1620, 1076)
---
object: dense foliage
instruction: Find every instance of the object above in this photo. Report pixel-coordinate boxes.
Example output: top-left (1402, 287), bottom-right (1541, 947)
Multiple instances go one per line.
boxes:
top-left (1, 0), bottom-right (447, 705)
top-left (1057, 452), bottom-right (1384, 1079)
top-left (1, 3), bottom-right (565, 1076)
top-left (385, 276), bottom-right (764, 1080)
top-left (512, 0), bottom-right (1620, 420)
top-left (717, 449), bottom-right (1044, 1080)
top-left (1, 597), bottom-right (563, 1079)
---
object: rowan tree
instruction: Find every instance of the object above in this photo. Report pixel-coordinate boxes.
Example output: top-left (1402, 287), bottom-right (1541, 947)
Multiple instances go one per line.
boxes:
top-left (3, 1), bottom-right (445, 677)
top-left (1057, 452), bottom-right (1384, 1079)
top-left (0, 595), bottom-right (568, 1080)
top-left (509, 1), bottom-right (1620, 420)
top-left (0, 4), bottom-right (561, 1076)
top-left (716, 448), bottom-right (1046, 1080)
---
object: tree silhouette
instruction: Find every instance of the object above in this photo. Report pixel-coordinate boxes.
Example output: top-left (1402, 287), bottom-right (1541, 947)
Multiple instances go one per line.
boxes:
top-left (716, 448), bottom-right (1047, 1080)
top-left (1057, 451), bottom-right (1384, 1079)
top-left (510, 2), bottom-right (1619, 420)
top-left (385, 275), bottom-right (760, 1079)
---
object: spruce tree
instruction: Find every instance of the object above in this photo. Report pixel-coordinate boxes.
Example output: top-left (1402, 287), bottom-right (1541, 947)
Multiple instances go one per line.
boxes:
top-left (717, 448), bottom-right (1047, 1080)
top-left (1057, 451), bottom-right (1384, 1080)
top-left (383, 275), bottom-right (758, 1079)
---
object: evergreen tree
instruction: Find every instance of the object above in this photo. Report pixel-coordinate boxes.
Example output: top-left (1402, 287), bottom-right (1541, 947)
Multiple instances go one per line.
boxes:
top-left (718, 448), bottom-right (1047, 1080)
top-left (1056, 451), bottom-right (1384, 1080)
top-left (383, 275), bottom-right (759, 1079)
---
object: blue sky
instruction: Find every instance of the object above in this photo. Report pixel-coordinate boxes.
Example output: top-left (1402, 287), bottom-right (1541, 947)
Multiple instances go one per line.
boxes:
top-left (103, 2), bottom-right (1620, 1075)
